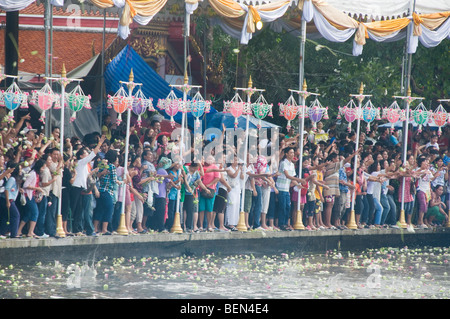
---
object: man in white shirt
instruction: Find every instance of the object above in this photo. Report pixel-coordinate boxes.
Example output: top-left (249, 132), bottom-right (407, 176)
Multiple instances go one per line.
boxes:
top-left (276, 147), bottom-right (306, 230)
top-left (70, 135), bottom-right (106, 235)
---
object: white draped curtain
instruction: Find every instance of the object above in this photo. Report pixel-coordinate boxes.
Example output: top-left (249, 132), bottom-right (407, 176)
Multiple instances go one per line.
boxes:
top-left (409, 16), bottom-right (450, 53)
top-left (239, 1), bottom-right (292, 44)
top-left (299, 0), bottom-right (449, 56)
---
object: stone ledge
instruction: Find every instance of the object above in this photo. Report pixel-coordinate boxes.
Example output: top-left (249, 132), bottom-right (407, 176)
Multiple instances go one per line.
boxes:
top-left (1, 228), bottom-right (449, 265)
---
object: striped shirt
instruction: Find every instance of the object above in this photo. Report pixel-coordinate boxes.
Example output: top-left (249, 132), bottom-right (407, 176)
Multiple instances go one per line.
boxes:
top-left (323, 160), bottom-right (343, 197)
top-left (276, 159), bottom-right (296, 192)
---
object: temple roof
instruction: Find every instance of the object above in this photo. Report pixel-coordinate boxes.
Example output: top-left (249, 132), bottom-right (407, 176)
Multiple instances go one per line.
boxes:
top-left (0, 29), bottom-right (117, 76)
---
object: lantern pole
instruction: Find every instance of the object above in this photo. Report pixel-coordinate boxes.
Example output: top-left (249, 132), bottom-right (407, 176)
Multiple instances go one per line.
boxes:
top-left (45, 64), bottom-right (83, 238)
top-left (289, 81), bottom-right (319, 230)
top-left (169, 73), bottom-right (201, 233)
top-left (234, 77), bottom-right (264, 231)
top-left (115, 69), bottom-right (141, 235)
top-left (347, 83), bottom-right (371, 230)
top-left (394, 87), bottom-right (424, 228)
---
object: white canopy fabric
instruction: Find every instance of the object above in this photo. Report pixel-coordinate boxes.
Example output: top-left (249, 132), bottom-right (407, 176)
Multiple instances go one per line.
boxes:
top-left (301, 0), bottom-right (450, 56)
top-left (207, 0), bottom-right (449, 54)
top-left (1, 0), bottom-right (448, 55)
top-left (323, 0), bottom-right (450, 20)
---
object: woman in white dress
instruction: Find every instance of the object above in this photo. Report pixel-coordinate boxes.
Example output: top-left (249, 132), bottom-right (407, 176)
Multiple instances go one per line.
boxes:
top-left (225, 156), bottom-right (241, 230)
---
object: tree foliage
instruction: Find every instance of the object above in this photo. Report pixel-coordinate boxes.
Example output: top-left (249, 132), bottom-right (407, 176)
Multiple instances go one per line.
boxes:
top-left (193, 17), bottom-right (450, 128)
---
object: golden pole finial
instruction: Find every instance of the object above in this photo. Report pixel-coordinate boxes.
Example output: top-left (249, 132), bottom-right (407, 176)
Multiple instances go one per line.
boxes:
top-left (129, 68), bottom-right (134, 82)
top-left (61, 63), bottom-right (66, 78)
top-left (359, 82), bottom-right (364, 95)
top-left (302, 79), bottom-right (307, 91)
top-left (184, 70), bottom-right (188, 85)
top-left (407, 86), bottom-right (411, 97)
top-left (248, 76), bottom-right (253, 88)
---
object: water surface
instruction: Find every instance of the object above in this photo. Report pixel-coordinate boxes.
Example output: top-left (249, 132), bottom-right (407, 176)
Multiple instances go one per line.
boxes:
top-left (1, 246), bottom-right (449, 299)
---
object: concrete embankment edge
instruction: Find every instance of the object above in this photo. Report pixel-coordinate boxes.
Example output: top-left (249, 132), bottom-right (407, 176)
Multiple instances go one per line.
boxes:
top-left (0, 228), bottom-right (449, 265)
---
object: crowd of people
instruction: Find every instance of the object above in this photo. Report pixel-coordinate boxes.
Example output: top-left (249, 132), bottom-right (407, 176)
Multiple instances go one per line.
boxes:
top-left (0, 110), bottom-right (449, 239)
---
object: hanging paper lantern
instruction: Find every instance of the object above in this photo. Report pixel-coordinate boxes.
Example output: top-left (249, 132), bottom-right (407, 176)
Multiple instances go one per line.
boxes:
top-left (29, 82), bottom-right (57, 124)
top-left (279, 94), bottom-right (299, 131)
top-left (384, 101), bottom-right (402, 132)
top-left (187, 91), bottom-right (211, 129)
top-left (432, 103), bottom-right (448, 136)
top-left (307, 98), bottom-right (326, 131)
top-left (341, 99), bottom-right (358, 132)
top-left (107, 86), bottom-right (130, 125)
top-left (251, 94), bottom-right (273, 129)
top-left (362, 100), bottom-right (379, 133)
top-left (65, 84), bottom-right (91, 122)
top-left (411, 102), bottom-right (429, 133)
top-left (157, 90), bottom-right (181, 128)
top-left (0, 81), bottom-right (29, 121)
top-left (131, 88), bottom-right (153, 128)
top-left (224, 92), bottom-right (246, 129)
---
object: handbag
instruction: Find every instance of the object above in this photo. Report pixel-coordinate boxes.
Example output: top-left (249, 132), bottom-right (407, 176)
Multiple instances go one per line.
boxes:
top-left (200, 187), bottom-right (215, 199)
top-left (34, 193), bottom-right (43, 203)
top-left (20, 193), bottom-right (27, 206)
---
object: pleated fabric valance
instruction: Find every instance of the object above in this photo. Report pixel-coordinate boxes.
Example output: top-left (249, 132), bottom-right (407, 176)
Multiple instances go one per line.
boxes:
top-left (1, 0), bottom-right (448, 55)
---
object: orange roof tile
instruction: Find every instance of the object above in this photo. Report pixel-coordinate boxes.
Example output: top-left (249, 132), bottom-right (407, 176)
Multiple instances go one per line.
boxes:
top-left (3, 2), bottom-right (119, 18)
top-left (0, 29), bottom-right (117, 75)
